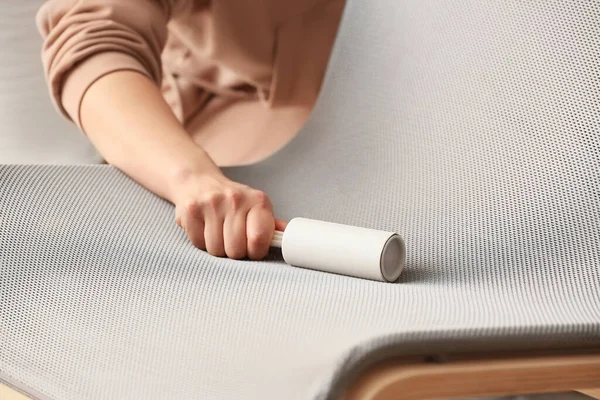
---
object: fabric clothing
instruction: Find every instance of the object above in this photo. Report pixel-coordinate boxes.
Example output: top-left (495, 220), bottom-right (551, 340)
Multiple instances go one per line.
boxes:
top-left (36, 0), bottom-right (346, 139)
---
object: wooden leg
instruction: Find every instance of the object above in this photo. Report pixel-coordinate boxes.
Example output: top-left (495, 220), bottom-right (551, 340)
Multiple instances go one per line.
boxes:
top-left (343, 349), bottom-right (600, 400)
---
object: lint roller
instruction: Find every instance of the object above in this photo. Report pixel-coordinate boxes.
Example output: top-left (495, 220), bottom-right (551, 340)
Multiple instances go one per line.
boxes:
top-left (270, 217), bottom-right (405, 282)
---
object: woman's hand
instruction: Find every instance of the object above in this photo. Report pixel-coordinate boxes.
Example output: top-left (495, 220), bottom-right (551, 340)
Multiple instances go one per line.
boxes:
top-left (78, 71), bottom-right (286, 260)
top-left (173, 173), bottom-right (287, 260)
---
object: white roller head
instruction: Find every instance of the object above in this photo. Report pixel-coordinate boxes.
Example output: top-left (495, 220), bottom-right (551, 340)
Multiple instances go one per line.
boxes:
top-left (278, 218), bottom-right (405, 282)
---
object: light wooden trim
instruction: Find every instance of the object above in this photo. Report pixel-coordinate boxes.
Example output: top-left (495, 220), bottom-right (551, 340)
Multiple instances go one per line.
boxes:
top-left (343, 349), bottom-right (600, 400)
top-left (2, 351), bottom-right (599, 400)
top-left (578, 389), bottom-right (600, 399)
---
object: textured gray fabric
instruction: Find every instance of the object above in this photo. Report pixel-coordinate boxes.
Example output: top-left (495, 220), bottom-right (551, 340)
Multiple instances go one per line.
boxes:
top-left (2, 1), bottom-right (600, 399)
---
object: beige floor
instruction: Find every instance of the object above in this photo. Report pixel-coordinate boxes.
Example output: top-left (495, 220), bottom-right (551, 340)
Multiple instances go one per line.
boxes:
top-left (0, 384), bottom-right (30, 400)
top-left (1, 383), bottom-right (596, 400)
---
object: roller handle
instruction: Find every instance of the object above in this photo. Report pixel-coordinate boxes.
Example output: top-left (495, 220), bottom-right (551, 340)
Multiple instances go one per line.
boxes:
top-left (270, 230), bottom-right (284, 248)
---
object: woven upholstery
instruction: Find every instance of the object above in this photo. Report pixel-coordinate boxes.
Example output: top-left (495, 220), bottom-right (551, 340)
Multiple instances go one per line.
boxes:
top-left (1, 1), bottom-right (599, 399)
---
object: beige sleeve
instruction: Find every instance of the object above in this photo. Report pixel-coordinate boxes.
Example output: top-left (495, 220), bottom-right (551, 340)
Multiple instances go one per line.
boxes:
top-left (36, 0), bottom-right (189, 128)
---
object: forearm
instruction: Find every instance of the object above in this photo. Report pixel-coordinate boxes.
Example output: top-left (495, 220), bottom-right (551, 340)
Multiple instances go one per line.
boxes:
top-left (38, 0), bottom-right (282, 260)
top-left (79, 70), bottom-right (223, 203)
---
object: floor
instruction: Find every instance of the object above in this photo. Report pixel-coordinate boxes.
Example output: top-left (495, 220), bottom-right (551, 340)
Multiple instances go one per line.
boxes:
top-left (0, 384), bottom-right (595, 400)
